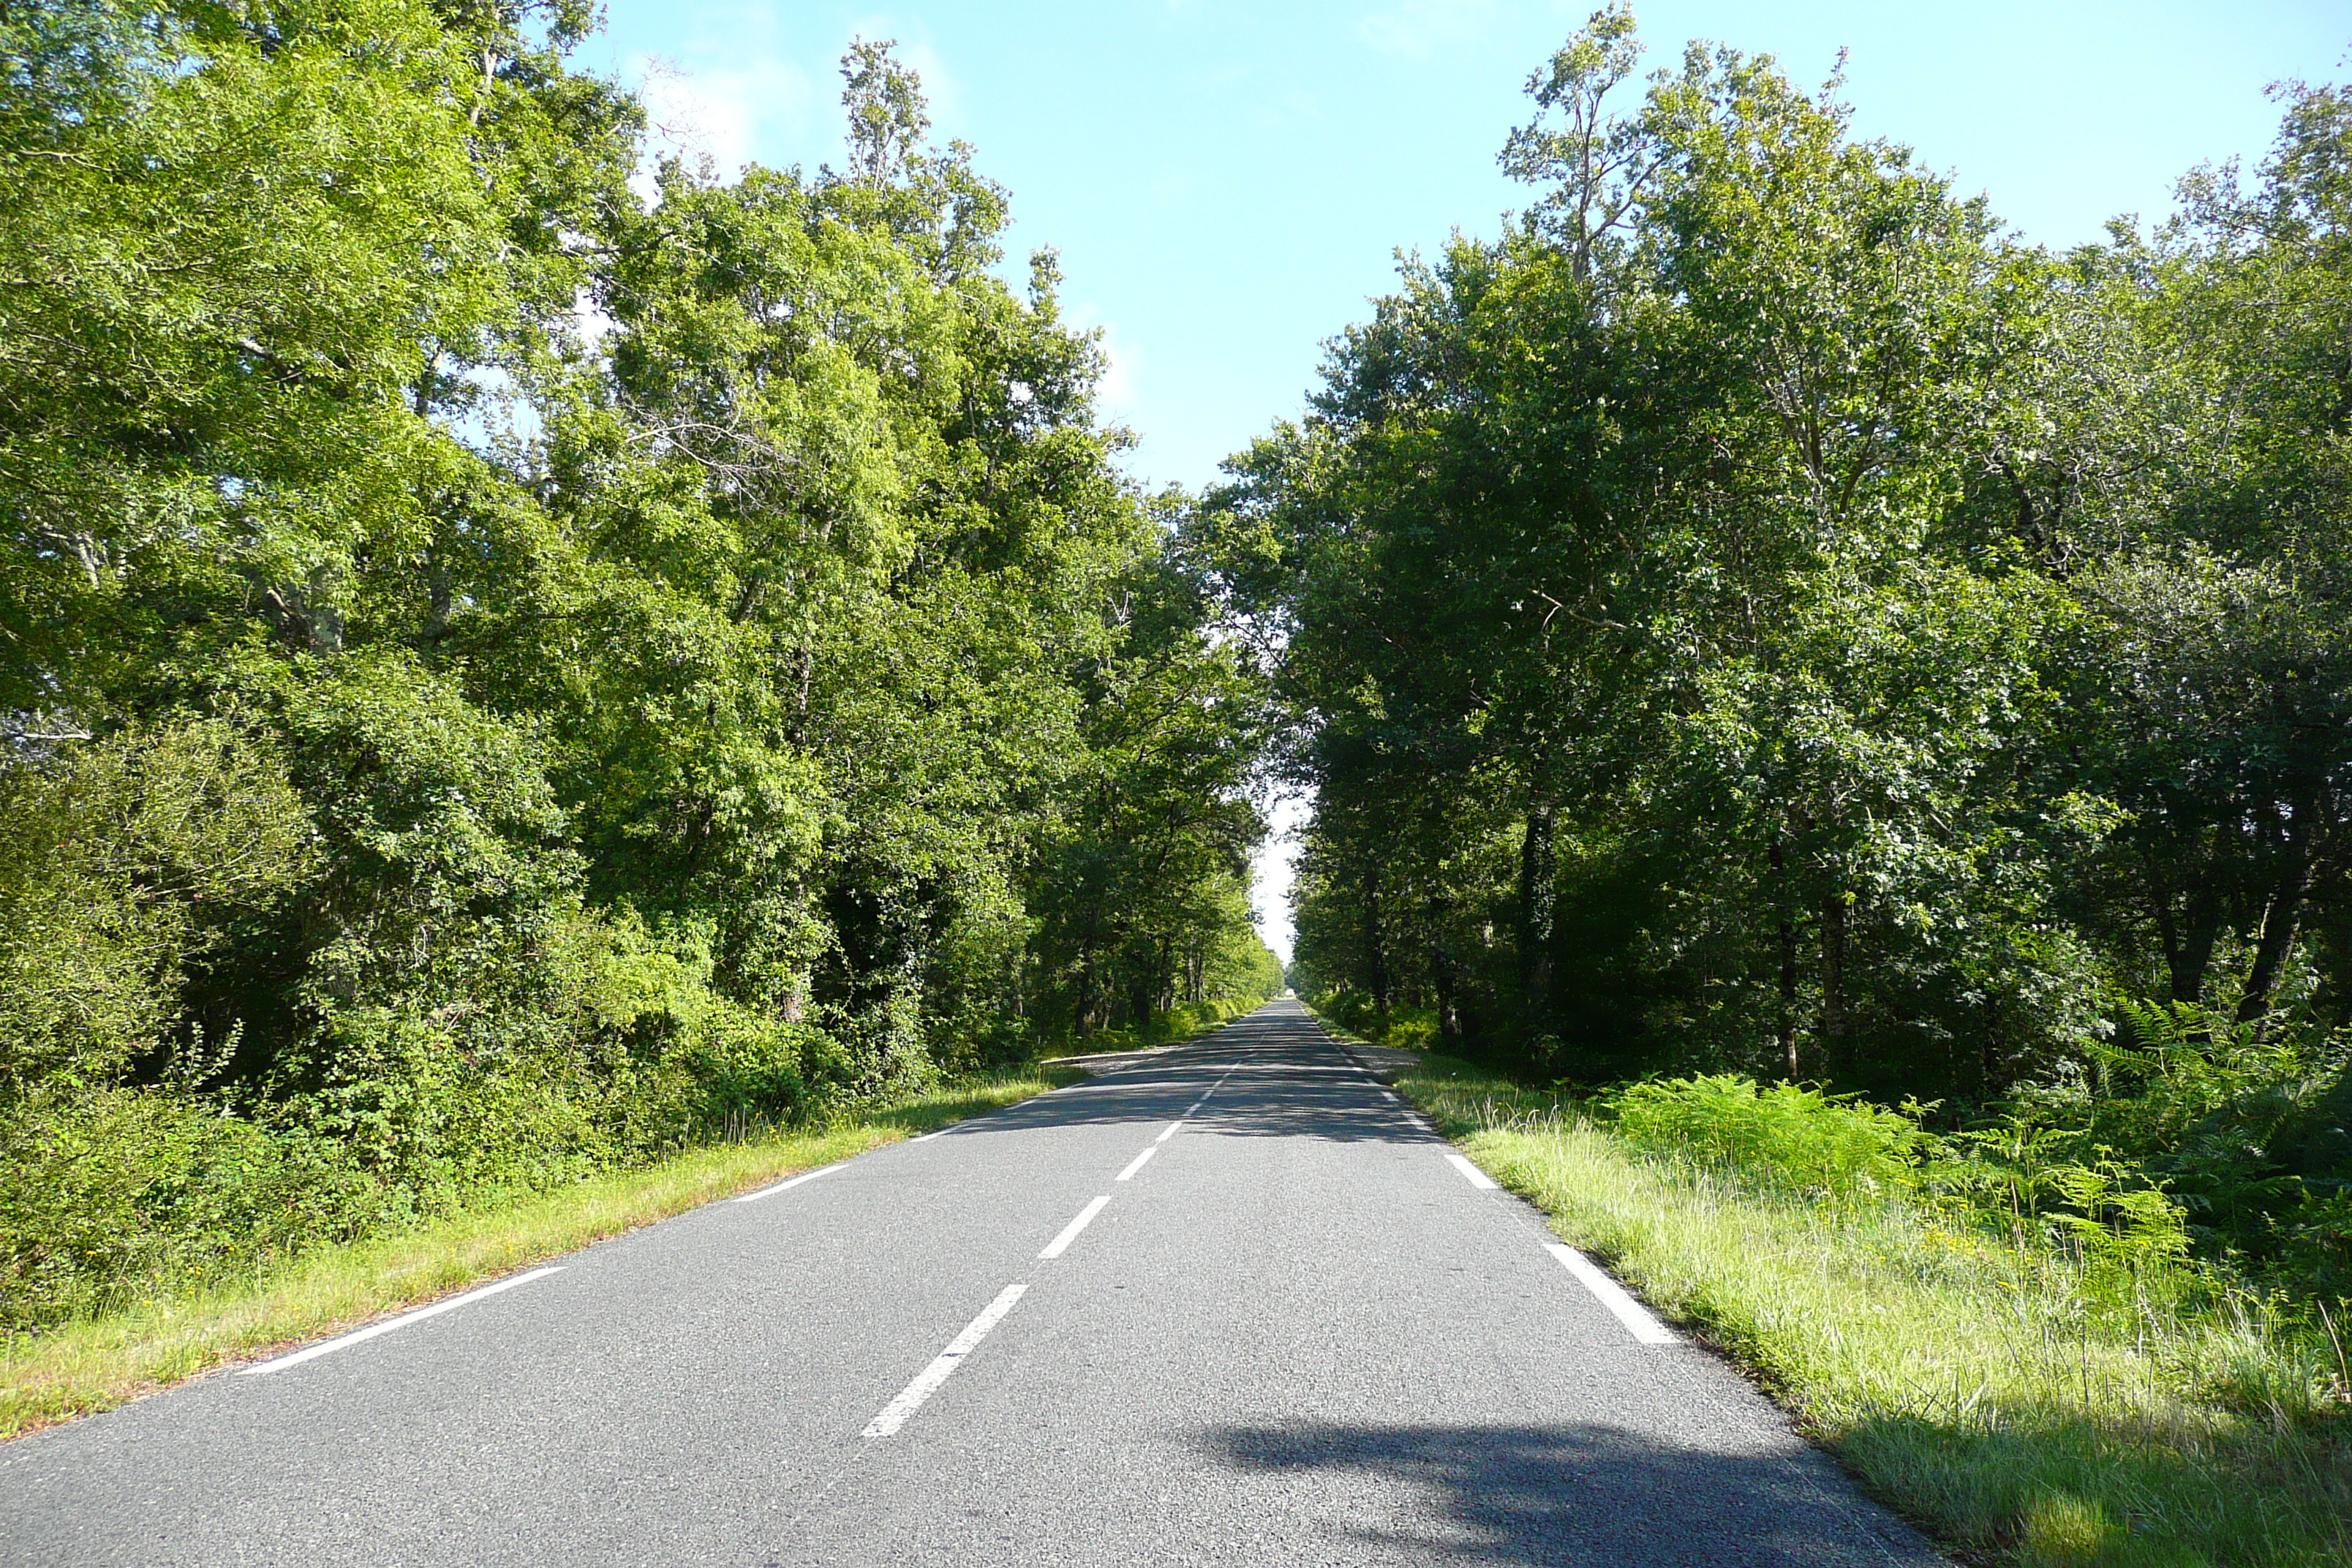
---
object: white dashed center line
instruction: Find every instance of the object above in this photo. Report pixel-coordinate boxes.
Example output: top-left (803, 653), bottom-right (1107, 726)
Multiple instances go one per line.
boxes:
top-left (860, 1050), bottom-right (1264, 1440)
top-left (1039, 1195), bottom-right (1112, 1259)
top-left (862, 1283), bottom-right (1029, 1437)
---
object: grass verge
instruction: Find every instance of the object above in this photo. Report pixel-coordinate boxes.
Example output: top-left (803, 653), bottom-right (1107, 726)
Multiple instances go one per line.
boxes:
top-left (0, 1069), bottom-right (1069, 1443)
top-left (1384, 1052), bottom-right (2352, 1568)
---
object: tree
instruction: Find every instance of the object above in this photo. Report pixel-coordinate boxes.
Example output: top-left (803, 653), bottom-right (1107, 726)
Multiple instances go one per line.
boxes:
top-left (0, 18), bottom-right (1275, 1325)
top-left (1226, 10), bottom-right (2352, 1115)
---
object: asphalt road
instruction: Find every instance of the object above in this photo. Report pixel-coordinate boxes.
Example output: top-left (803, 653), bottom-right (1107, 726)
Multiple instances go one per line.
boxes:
top-left (0, 1000), bottom-right (1942, 1566)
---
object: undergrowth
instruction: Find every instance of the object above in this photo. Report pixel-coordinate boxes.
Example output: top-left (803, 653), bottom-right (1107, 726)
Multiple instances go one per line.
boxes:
top-left (1382, 1049), bottom-right (2352, 1567)
top-left (0, 1067), bottom-right (1069, 1441)
top-left (1047, 995), bottom-right (1262, 1056)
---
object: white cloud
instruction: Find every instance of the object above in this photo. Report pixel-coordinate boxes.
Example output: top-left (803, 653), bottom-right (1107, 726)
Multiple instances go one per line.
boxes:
top-left (1359, 0), bottom-right (1497, 59)
top-left (1097, 331), bottom-right (1139, 415)
top-left (571, 282), bottom-right (616, 347)
top-left (1070, 304), bottom-right (1140, 419)
top-left (632, 52), bottom-right (816, 197)
top-left (897, 37), bottom-right (963, 136)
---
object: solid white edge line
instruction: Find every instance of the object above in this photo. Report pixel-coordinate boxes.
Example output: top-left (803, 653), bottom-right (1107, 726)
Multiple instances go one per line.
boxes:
top-left (1445, 1152), bottom-right (1499, 1191)
top-left (735, 1162), bottom-right (843, 1203)
top-left (1039, 1195), bottom-right (1112, 1259)
top-left (910, 1129), bottom-right (946, 1142)
top-left (1156, 1120), bottom-right (1185, 1143)
top-left (862, 1281), bottom-right (1029, 1437)
top-left (1547, 1244), bottom-right (1678, 1344)
top-left (1115, 1146), bottom-right (1157, 1182)
top-left (240, 1267), bottom-right (565, 1376)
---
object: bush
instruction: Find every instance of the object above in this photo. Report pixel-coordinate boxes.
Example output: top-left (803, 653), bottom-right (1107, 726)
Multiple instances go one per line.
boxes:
top-left (1605, 1074), bottom-right (1927, 1198)
top-left (0, 1088), bottom-right (374, 1331)
top-left (674, 1007), bottom-right (823, 1135)
top-left (1309, 990), bottom-right (1439, 1049)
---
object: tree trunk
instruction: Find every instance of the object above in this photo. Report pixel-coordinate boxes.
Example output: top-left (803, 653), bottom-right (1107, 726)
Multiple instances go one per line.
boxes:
top-left (1074, 957), bottom-right (1097, 1038)
top-left (1980, 995), bottom-right (1998, 1099)
top-left (2239, 792), bottom-right (2318, 1025)
top-left (2155, 834), bottom-right (2225, 1006)
top-left (1516, 791), bottom-right (1556, 1026)
top-left (1771, 836), bottom-right (1799, 1080)
top-left (424, 549), bottom-right (451, 644)
top-left (1365, 867), bottom-right (1390, 1026)
top-left (1432, 943), bottom-right (1460, 1045)
top-left (1819, 889), bottom-right (1849, 1079)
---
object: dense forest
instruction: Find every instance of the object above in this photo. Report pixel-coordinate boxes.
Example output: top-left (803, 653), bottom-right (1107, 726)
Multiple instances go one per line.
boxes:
top-left (1207, 12), bottom-right (2352, 1289)
top-left (0, 0), bottom-right (1276, 1327)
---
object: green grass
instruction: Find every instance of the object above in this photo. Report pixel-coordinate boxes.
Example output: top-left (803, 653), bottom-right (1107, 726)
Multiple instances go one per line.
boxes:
top-left (0, 1069), bottom-right (1069, 1442)
top-left (1387, 1052), bottom-right (2352, 1568)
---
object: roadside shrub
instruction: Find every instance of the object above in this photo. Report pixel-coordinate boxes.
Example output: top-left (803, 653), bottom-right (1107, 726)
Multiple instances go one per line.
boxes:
top-left (936, 1014), bottom-right (1034, 1077)
top-left (0, 720), bottom-right (312, 1099)
top-left (1599, 1074), bottom-right (2206, 1314)
top-left (0, 905), bottom-right (865, 1333)
top-left (1138, 998), bottom-right (1249, 1044)
top-left (0, 1088), bottom-right (374, 1331)
top-left (1045, 995), bottom-right (1263, 1059)
top-left (1605, 1074), bottom-right (1927, 1198)
top-left (1308, 990), bottom-right (1438, 1049)
top-left (2084, 1002), bottom-right (2352, 1291)
top-left (674, 1007), bottom-right (824, 1136)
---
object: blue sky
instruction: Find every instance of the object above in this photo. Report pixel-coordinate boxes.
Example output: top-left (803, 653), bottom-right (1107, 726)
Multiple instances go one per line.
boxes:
top-left (586, 0), bottom-right (2347, 962)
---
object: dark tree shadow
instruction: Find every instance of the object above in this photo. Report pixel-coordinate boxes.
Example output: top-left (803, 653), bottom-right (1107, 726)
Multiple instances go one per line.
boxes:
top-left (1202, 1421), bottom-right (1940, 1567)
top-left (937, 1032), bottom-right (1446, 1144)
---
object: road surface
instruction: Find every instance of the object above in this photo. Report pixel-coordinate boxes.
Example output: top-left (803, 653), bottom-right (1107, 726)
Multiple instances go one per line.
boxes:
top-left (0, 1000), bottom-right (1939, 1565)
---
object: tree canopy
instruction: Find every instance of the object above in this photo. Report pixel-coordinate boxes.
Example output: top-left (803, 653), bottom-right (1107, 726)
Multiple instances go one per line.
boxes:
top-left (1203, 8), bottom-right (2352, 1285)
top-left (0, 0), bottom-right (1277, 1327)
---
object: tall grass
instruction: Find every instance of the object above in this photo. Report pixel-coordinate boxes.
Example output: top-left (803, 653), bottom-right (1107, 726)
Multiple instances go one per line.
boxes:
top-left (1397, 1058), bottom-right (2352, 1568)
top-left (0, 1068), bottom-right (1066, 1441)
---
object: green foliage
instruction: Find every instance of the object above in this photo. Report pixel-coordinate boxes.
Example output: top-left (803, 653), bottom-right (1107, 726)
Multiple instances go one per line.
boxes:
top-left (1313, 990), bottom-right (1441, 1050)
top-left (1980, 1001), bottom-right (2352, 1292)
top-left (1572, 1068), bottom-right (2202, 1318)
top-left (1220, 12), bottom-right (2352, 1304)
top-left (1605, 1075), bottom-right (1926, 1199)
top-left (0, 1087), bottom-right (360, 1333)
top-left (1415, 1081), bottom-right (2352, 1568)
top-left (0, 15), bottom-right (1271, 1332)
top-left (0, 720), bottom-right (309, 1096)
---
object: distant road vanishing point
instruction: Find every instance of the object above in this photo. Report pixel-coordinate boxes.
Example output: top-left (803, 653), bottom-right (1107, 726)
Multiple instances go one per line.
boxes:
top-left (0, 1001), bottom-right (1942, 1566)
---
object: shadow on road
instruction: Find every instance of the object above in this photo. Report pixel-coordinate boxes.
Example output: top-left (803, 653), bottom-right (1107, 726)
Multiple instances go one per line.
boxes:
top-left (1203, 1420), bottom-right (1923, 1567)
top-left (941, 1041), bottom-right (1444, 1145)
